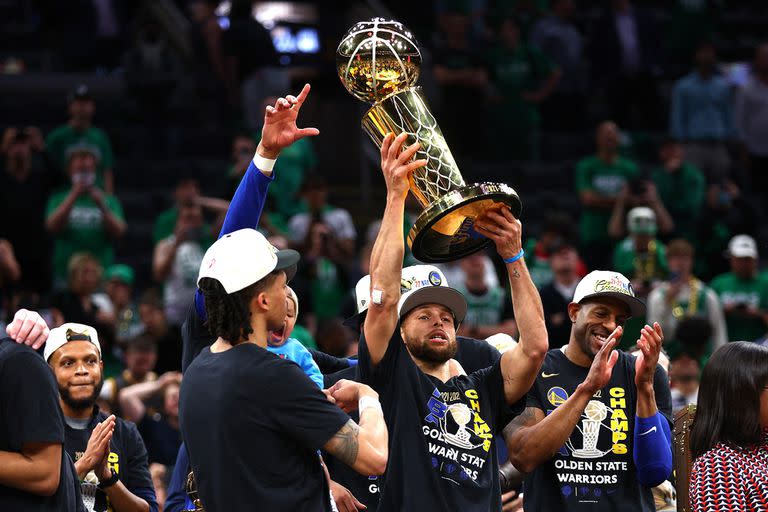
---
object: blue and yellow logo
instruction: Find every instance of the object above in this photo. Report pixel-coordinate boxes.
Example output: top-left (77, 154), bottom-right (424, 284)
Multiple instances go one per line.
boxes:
top-left (428, 270), bottom-right (442, 286)
top-left (547, 387), bottom-right (569, 407)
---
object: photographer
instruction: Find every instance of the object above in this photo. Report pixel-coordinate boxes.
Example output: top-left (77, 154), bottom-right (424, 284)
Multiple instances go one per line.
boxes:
top-left (608, 176), bottom-right (674, 242)
top-left (152, 200), bottom-right (214, 326)
top-left (45, 145), bottom-right (126, 287)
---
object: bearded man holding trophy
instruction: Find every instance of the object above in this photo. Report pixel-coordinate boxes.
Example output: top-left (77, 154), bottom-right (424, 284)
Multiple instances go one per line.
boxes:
top-left (332, 18), bottom-right (549, 511)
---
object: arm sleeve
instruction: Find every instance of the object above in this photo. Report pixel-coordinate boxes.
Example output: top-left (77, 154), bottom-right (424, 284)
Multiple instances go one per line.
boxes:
top-left (633, 412), bottom-right (672, 486)
top-left (1, 350), bottom-right (64, 448)
top-left (294, 342), bottom-right (324, 388)
top-left (164, 443), bottom-right (193, 512)
top-left (218, 159), bottom-right (274, 238)
top-left (266, 361), bottom-right (350, 450)
top-left (121, 421), bottom-right (158, 512)
top-left (308, 349), bottom-right (352, 374)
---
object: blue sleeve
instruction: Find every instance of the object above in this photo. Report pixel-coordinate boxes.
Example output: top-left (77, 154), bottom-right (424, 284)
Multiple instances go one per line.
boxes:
top-left (633, 412), bottom-right (673, 487)
top-left (165, 443), bottom-right (194, 512)
top-left (195, 160), bottom-right (274, 322)
top-left (294, 341), bottom-right (324, 388)
top-left (218, 160), bottom-right (274, 238)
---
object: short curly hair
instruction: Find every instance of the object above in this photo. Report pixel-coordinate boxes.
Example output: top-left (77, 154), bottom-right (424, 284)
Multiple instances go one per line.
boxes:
top-left (199, 271), bottom-right (282, 344)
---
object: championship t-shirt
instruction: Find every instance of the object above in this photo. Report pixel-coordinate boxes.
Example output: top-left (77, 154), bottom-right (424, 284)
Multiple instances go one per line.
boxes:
top-left (0, 338), bottom-right (84, 512)
top-left (324, 336), bottom-right (503, 512)
top-left (358, 332), bottom-right (522, 511)
top-left (64, 408), bottom-right (157, 512)
top-left (522, 348), bottom-right (672, 511)
top-left (180, 344), bottom-right (350, 512)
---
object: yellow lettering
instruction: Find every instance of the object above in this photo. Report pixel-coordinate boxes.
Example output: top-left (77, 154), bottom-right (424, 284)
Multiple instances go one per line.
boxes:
top-left (470, 399), bottom-right (480, 413)
top-left (610, 398), bottom-right (626, 409)
top-left (609, 387), bottom-right (625, 398)
top-left (612, 431), bottom-right (628, 443)
top-left (465, 389), bottom-right (479, 399)
top-left (611, 419), bottom-right (628, 432)
top-left (612, 444), bottom-right (627, 455)
top-left (612, 409), bottom-right (627, 421)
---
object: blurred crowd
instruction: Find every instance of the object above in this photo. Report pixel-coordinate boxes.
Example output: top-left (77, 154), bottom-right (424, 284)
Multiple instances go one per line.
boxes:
top-left (1, 0), bottom-right (768, 509)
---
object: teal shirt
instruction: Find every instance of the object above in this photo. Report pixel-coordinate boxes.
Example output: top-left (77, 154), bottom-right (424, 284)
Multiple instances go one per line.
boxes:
top-left (710, 271), bottom-right (768, 342)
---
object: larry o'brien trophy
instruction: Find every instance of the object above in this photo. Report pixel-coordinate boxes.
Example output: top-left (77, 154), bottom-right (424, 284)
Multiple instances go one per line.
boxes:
top-left (337, 18), bottom-right (522, 262)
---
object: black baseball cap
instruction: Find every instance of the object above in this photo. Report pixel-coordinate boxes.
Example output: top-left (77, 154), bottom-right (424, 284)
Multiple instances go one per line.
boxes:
top-left (68, 84), bottom-right (93, 103)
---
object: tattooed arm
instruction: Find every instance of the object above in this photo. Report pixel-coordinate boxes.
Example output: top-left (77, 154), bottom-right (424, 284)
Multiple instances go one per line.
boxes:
top-left (324, 382), bottom-right (388, 475)
top-left (474, 208), bottom-right (547, 405)
top-left (505, 335), bottom-right (620, 473)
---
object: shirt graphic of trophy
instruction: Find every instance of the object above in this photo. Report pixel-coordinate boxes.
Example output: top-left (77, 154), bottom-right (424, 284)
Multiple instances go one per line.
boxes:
top-left (337, 18), bottom-right (522, 262)
top-left (571, 400), bottom-right (610, 459)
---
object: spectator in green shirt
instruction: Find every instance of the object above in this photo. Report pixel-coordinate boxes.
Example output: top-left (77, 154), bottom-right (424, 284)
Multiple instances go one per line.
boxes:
top-left (45, 146), bottom-right (126, 287)
top-left (710, 235), bottom-right (768, 342)
top-left (487, 16), bottom-right (561, 160)
top-left (612, 206), bottom-right (669, 299)
top-left (153, 178), bottom-right (227, 243)
top-left (575, 121), bottom-right (640, 268)
top-left (45, 84), bottom-right (115, 193)
top-left (650, 138), bottom-right (705, 242)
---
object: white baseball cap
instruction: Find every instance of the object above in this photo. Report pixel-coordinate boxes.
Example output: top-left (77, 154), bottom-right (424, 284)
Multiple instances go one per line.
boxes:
top-left (397, 265), bottom-right (467, 323)
top-left (572, 270), bottom-right (646, 318)
top-left (44, 323), bottom-right (101, 362)
top-left (728, 234), bottom-right (758, 259)
top-left (627, 207), bottom-right (657, 235)
top-left (197, 228), bottom-right (299, 294)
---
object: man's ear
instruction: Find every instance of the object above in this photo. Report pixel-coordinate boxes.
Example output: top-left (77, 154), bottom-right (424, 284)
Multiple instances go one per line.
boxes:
top-left (253, 292), bottom-right (269, 313)
top-left (567, 302), bottom-right (580, 324)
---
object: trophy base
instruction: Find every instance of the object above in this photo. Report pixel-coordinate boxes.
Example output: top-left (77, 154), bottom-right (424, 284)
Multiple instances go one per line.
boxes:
top-left (408, 182), bottom-right (522, 263)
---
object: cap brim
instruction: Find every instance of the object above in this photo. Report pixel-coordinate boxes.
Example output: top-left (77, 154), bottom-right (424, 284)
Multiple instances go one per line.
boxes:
top-left (399, 287), bottom-right (467, 324)
top-left (275, 249), bottom-right (300, 282)
top-left (342, 310), bottom-right (366, 331)
top-left (730, 250), bottom-right (758, 259)
top-left (579, 292), bottom-right (646, 318)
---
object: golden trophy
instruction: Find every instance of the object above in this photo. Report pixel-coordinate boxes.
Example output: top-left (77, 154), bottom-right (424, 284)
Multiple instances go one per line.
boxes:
top-left (337, 18), bottom-right (522, 262)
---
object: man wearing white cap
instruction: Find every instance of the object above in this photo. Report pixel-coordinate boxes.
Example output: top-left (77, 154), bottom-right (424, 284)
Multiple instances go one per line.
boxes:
top-left (333, 133), bottom-right (547, 511)
top-left (44, 323), bottom-right (157, 512)
top-left (710, 234), bottom-right (768, 342)
top-left (505, 270), bottom-right (673, 511)
top-left (179, 228), bottom-right (388, 512)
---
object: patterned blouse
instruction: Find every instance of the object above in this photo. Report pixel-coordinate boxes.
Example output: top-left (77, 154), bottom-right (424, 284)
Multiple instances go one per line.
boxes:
top-left (690, 436), bottom-right (768, 511)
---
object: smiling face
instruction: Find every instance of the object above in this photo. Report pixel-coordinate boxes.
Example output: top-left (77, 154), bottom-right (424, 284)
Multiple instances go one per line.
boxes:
top-left (569, 298), bottom-right (630, 359)
top-left (400, 304), bottom-right (458, 365)
top-left (49, 340), bottom-right (103, 412)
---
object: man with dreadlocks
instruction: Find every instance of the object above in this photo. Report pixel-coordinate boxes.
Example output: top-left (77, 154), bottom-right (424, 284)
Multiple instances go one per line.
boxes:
top-left (179, 227), bottom-right (389, 511)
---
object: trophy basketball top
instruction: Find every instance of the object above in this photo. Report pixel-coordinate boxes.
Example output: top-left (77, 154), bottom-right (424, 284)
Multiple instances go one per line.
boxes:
top-left (336, 18), bottom-right (422, 104)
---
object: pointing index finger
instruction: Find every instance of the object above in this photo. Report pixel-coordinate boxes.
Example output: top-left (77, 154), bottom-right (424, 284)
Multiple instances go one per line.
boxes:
top-left (295, 83), bottom-right (311, 106)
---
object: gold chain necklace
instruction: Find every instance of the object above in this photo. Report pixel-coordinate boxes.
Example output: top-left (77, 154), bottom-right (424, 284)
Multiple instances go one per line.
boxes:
top-left (633, 240), bottom-right (657, 280)
top-left (671, 277), bottom-right (701, 319)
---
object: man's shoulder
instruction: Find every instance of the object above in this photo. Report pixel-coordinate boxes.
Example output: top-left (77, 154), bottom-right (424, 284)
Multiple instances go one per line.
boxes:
top-left (0, 338), bottom-right (46, 368)
top-left (46, 124), bottom-right (71, 140)
top-left (709, 272), bottom-right (733, 289)
top-left (575, 155), bottom-right (600, 171)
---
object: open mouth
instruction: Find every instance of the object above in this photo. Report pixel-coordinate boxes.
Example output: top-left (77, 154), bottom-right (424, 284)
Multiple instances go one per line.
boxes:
top-left (427, 329), bottom-right (449, 344)
top-left (269, 323), bottom-right (286, 344)
top-left (590, 330), bottom-right (610, 347)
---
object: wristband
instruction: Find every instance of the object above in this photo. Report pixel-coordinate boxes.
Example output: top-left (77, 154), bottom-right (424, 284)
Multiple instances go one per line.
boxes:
top-left (253, 152), bottom-right (277, 172)
top-left (503, 249), bottom-right (525, 264)
top-left (97, 468), bottom-right (119, 489)
top-left (359, 395), bottom-right (382, 416)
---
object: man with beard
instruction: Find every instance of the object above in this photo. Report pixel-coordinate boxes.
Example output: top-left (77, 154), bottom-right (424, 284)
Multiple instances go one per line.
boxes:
top-left (45, 323), bottom-right (157, 512)
top-left (334, 133), bottom-right (547, 511)
top-left (505, 270), bottom-right (673, 511)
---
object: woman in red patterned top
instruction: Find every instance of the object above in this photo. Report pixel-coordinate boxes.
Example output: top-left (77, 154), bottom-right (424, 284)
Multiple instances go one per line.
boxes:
top-left (689, 342), bottom-right (768, 512)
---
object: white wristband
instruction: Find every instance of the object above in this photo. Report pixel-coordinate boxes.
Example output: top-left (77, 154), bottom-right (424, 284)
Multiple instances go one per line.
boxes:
top-left (253, 152), bottom-right (277, 172)
top-left (358, 395), bottom-right (382, 416)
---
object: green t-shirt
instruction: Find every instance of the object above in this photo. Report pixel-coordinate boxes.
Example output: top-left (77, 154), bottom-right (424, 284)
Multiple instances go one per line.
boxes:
top-left (651, 163), bottom-right (705, 240)
top-left (46, 189), bottom-right (125, 281)
top-left (153, 207), bottom-right (214, 246)
top-left (45, 124), bottom-right (114, 188)
top-left (710, 271), bottom-right (768, 342)
top-left (311, 258), bottom-right (345, 321)
top-left (253, 133), bottom-right (317, 218)
top-left (487, 43), bottom-right (555, 130)
top-left (291, 324), bottom-right (317, 350)
top-left (612, 237), bottom-right (668, 282)
top-left (524, 237), bottom-right (552, 289)
top-left (575, 156), bottom-right (639, 244)
top-left (453, 283), bottom-right (512, 328)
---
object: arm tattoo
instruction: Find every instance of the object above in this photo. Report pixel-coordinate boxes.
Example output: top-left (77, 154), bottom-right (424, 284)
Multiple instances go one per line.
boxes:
top-left (503, 407), bottom-right (538, 438)
top-left (512, 268), bottom-right (520, 279)
top-left (328, 419), bottom-right (360, 467)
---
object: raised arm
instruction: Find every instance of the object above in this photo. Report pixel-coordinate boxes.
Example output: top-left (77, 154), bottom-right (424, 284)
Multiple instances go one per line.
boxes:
top-left (219, 84), bottom-right (319, 237)
top-left (505, 332), bottom-right (620, 473)
top-left (473, 207), bottom-right (547, 405)
top-left (363, 133), bottom-right (426, 366)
